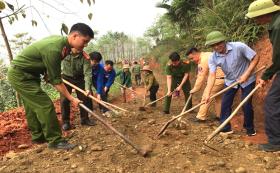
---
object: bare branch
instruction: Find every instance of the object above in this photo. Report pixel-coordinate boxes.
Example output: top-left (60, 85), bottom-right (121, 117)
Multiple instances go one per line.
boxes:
top-left (37, 0), bottom-right (76, 14)
top-left (0, 5), bottom-right (25, 19)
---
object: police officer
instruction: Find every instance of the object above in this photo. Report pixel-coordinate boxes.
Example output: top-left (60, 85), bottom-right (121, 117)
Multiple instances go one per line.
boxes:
top-left (163, 52), bottom-right (192, 114)
top-left (7, 23), bottom-right (94, 150)
top-left (187, 47), bottom-right (225, 122)
top-left (60, 48), bottom-right (96, 131)
top-left (247, 0), bottom-right (280, 151)
top-left (132, 61), bottom-right (141, 86)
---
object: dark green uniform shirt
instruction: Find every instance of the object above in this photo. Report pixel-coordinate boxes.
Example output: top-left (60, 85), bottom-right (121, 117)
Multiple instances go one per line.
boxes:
top-left (144, 72), bottom-right (159, 90)
top-left (61, 53), bottom-right (92, 91)
top-left (116, 70), bottom-right (132, 87)
top-left (165, 60), bottom-right (191, 79)
top-left (11, 35), bottom-right (70, 85)
top-left (262, 12), bottom-right (280, 80)
top-left (132, 64), bottom-right (141, 74)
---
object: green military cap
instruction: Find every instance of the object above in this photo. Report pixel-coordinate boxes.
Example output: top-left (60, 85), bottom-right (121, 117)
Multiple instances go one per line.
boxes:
top-left (246, 0), bottom-right (280, 19)
top-left (205, 31), bottom-right (227, 46)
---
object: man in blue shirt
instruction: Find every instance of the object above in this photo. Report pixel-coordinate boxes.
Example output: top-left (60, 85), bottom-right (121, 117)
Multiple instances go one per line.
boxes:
top-left (90, 52), bottom-right (116, 116)
top-left (203, 31), bottom-right (259, 136)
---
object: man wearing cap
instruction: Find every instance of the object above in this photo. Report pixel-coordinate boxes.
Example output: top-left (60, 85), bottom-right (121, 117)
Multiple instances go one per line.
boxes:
top-left (163, 52), bottom-right (192, 114)
top-left (186, 47), bottom-right (225, 122)
top-left (132, 61), bottom-right (141, 86)
top-left (246, 0), bottom-right (280, 151)
top-left (7, 23), bottom-right (94, 149)
top-left (203, 31), bottom-right (259, 136)
top-left (141, 65), bottom-right (159, 107)
top-left (116, 64), bottom-right (136, 102)
top-left (60, 48), bottom-right (96, 131)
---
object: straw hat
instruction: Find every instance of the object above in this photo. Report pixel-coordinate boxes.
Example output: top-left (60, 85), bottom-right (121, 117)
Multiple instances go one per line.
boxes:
top-left (141, 65), bottom-right (152, 72)
top-left (122, 64), bottom-right (130, 69)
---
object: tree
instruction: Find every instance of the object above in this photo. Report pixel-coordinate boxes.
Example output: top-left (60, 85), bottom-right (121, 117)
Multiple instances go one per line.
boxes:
top-left (0, 0), bottom-right (95, 107)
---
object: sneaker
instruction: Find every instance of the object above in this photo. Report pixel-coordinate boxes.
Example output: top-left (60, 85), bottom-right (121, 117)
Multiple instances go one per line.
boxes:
top-left (81, 119), bottom-right (96, 126)
top-left (246, 129), bottom-right (256, 136)
top-left (190, 117), bottom-right (206, 123)
top-left (62, 122), bottom-right (71, 131)
top-left (258, 143), bottom-right (280, 152)
top-left (163, 111), bottom-right (170, 115)
top-left (219, 130), bottom-right (234, 136)
top-left (49, 141), bottom-right (77, 150)
top-left (32, 138), bottom-right (47, 144)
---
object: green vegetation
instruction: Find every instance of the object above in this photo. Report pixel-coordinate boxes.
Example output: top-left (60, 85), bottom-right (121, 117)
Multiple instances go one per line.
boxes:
top-left (145, 0), bottom-right (265, 67)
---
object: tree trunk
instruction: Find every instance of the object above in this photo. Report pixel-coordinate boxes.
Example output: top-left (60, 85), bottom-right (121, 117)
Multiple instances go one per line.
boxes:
top-left (0, 18), bottom-right (21, 107)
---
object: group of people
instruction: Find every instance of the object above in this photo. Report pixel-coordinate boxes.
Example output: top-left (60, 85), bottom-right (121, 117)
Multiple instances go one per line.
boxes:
top-left (6, 0), bottom-right (280, 152)
top-left (162, 0), bottom-right (280, 152)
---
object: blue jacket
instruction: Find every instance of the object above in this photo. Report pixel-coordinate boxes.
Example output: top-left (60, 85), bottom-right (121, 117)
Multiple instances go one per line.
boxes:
top-left (92, 64), bottom-right (116, 94)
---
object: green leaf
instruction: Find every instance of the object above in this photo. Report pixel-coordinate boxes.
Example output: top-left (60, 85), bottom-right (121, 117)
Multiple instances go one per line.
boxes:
top-left (21, 12), bottom-right (26, 18)
top-left (80, 0), bottom-right (83, 3)
top-left (31, 20), bottom-right (37, 27)
top-left (14, 14), bottom-right (18, 20)
top-left (5, 2), bottom-right (14, 11)
top-left (61, 23), bottom-right (69, 35)
top-left (88, 13), bottom-right (93, 20)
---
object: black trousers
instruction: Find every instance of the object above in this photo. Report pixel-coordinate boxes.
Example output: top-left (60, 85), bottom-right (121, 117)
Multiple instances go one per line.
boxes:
top-left (135, 74), bottom-right (141, 85)
top-left (149, 85), bottom-right (159, 107)
top-left (60, 75), bottom-right (92, 123)
top-left (264, 73), bottom-right (280, 145)
top-left (92, 81), bottom-right (109, 113)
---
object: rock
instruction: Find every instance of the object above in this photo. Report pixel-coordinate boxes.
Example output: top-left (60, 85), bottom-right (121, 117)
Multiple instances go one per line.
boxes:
top-left (148, 119), bottom-right (156, 125)
top-left (180, 130), bottom-right (188, 135)
top-left (17, 144), bottom-right (29, 149)
top-left (5, 151), bottom-right (17, 159)
top-left (247, 154), bottom-right (258, 160)
top-left (200, 147), bottom-right (208, 154)
top-left (63, 157), bottom-right (70, 161)
top-left (223, 139), bottom-right (232, 145)
top-left (265, 160), bottom-right (277, 169)
top-left (263, 156), bottom-right (271, 162)
top-left (71, 164), bottom-right (78, 169)
top-left (78, 145), bottom-right (84, 151)
top-left (77, 167), bottom-right (85, 172)
top-left (217, 160), bottom-right (226, 167)
top-left (235, 167), bottom-right (247, 173)
top-left (91, 145), bottom-right (103, 151)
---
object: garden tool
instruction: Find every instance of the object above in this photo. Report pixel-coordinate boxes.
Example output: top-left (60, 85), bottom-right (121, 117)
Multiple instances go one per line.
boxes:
top-left (79, 103), bottom-right (151, 157)
top-left (63, 79), bottom-right (120, 115)
top-left (203, 83), bottom-right (262, 151)
top-left (157, 65), bottom-right (266, 137)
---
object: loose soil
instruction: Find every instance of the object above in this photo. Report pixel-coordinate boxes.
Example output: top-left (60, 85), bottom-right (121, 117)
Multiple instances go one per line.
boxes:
top-left (1, 36), bottom-right (280, 173)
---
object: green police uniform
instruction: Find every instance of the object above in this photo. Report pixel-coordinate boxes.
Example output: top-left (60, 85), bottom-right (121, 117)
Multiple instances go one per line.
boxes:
top-left (143, 72), bottom-right (159, 106)
top-left (61, 52), bottom-right (92, 124)
top-left (7, 35), bottom-right (70, 147)
top-left (163, 60), bottom-right (192, 112)
top-left (116, 70), bottom-right (132, 87)
top-left (132, 64), bottom-right (141, 85)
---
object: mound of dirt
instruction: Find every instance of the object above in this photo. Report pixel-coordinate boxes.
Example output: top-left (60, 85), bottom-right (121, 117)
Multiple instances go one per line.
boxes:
top-left (0, 100), bottom-right (77, 157)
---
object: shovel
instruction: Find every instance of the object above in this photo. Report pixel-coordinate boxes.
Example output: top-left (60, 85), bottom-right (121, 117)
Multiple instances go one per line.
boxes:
top-left (63, 79), bottom-right (120, 115)
top-left (177, 94), bottom-right (192, 124)
top-left (203, 83), bottom-right (261, 151)
top-left (79, 103), bottom-right (151, 157)
top-left (157, 66), bottom-right (266, 137)
top-left (140, 90), bottom-right (176, 111)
